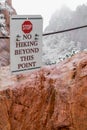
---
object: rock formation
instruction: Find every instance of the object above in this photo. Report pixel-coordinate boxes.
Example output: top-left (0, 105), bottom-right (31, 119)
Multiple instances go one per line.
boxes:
top-left (0, 52), bottom-right (87, 130)
top-left (6, 0), bottom-right (12, 6)
top-left (0, 0), bottom-right (16, 66)
top-left (0, 1), bottom-right (87, 130)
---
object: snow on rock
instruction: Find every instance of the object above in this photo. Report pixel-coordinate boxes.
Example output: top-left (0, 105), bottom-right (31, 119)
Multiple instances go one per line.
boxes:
top-left (43, 6), bottom-right (87, 65)
top-left (0, 0), bottom-right (16, 67)
top-left (0, 52), bottom-right (87, 130)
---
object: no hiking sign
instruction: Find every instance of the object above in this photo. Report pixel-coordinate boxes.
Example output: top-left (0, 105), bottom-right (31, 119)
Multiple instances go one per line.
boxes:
top-left (10, 15), bottom-right (43, 74)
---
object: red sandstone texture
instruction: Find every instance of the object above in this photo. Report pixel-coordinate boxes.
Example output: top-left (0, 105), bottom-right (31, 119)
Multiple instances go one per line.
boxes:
top-left (0, 52), bottom-right (87, 130)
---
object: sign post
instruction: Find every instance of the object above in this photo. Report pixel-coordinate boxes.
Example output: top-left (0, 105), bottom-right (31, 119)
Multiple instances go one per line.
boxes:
top-left (10, 15), bottom-right (43, 74)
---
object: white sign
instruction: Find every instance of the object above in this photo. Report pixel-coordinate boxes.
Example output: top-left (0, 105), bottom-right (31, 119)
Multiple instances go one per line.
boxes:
top-left (10, 15), bottom-right (43, 74)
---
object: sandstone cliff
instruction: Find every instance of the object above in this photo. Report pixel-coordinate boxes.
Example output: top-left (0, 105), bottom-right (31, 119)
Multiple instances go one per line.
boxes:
top-left (0, 1), bottom-right (87, 130)
top-left (0, 0), bottom-right (16, 66)
top-left (0, 52), bottom-right (87, 130)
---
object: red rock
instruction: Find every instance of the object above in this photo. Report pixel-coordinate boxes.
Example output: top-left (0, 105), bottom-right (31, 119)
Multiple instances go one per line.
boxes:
top-left (0, 0), bottom-right (16, 67)
top-left (0, 52), bottom-right (87, 130)
top-left (6, 0), bottom-right (12, 6)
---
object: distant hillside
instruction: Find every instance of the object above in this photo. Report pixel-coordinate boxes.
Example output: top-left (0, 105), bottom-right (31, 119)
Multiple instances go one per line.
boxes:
top-left (43, 5), bottom-right (87, 64)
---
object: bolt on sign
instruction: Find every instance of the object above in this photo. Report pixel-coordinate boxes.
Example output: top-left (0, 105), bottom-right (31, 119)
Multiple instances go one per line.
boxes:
top-left (10, 15), bottom-right (43, 74)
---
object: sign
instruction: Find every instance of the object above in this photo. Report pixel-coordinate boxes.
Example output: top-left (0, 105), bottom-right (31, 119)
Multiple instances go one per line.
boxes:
top-left (22, 21), bottom-right (32, 33)
top-left (10, 15), bottom-right (43, 74)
